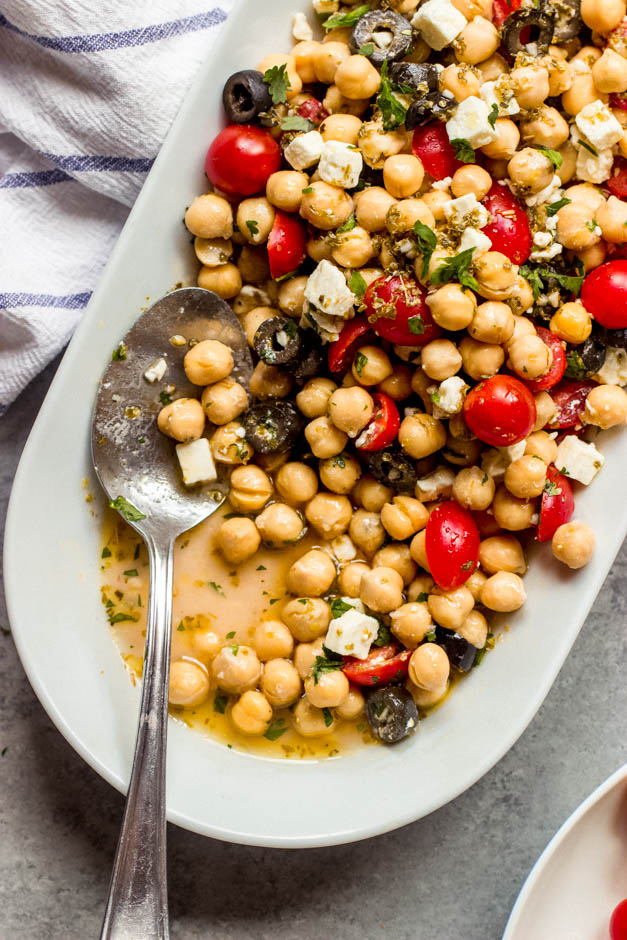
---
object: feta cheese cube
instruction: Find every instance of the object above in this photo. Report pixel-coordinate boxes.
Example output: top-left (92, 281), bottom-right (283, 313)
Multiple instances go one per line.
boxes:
top-left (412, 0), bottom-right (467, 50)
top-left (575, 99), bottom-right (623, 151)
top-left (175, 439), bottom-right (217, 486)
top-left (318, 140), bottom-right (363, 189)
top-left (525, 173), bottom-right (562, 207)
top-left (446, 96), bottom-right (497, 149)
top-left (575, 143), bottom-right (614, 184)
top-left (480, 78), bottom-right (520, 117)
top-left (304, 259), bottom-right (356, 319)
top-left (595, 347), bottom-right (627, 385)
top-left (555, 435), bottom-right (605, 485)
top-left (444, 192), bottom-right (490, 229)
top-left (498, 440), bottom-right (527, 463)
top-left (324, 608), bottom-right (380, 659)
top-left (431, 376), bottom-right (468, 418)
top-left (292, 11), bottom-right (313, 41)
top-left (284, 130), bottom-right (324, 170)
top-left (459, 227), bottom-right (492, 256)
top-left (415, 466), bottom-right (455, 501)
top-left (481, 448), bottom-right (509, 482)
top-left (143, 357), bottom-right (167, 383)
top-left (533, 231), bottom-right (552, 248)
top-left (432, 176), bottom-right (452, 191)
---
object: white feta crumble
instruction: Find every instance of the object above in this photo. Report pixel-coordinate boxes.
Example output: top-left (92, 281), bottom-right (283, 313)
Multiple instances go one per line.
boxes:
top-left (498, 440), bottom-right (527, 462)
top-left (481, 448), bottom-right (509, 482)
top-left (412, 0), bottom-right (467, 50)
top-left (459, 228), bottom-right (492, 256)
top-left (304, 259), bottom-right (356, 319)
top-left (555, 435), bottom-right (604, 485)
top-left (430, 376), bottom-right (468, 418)
top-left (570, 129), bottom-right (615, 185)
top-left (525, 173), bottom-right (562, 207)
top-left (446, 96), bottom-right (497, 148)
top-left (571, 57), bottom-right (590, 75)
top-left (530, 241), bottom-right (563, 262)
top-left (575, 99), bottom-right (623, 151)
top-left (284, 130), bottom-right (324, 170)
top-left (533, 231), bottom-right (552, 248)
top-left (143, 357), bottom-right (167, 383)
top-left (292, 11), bottom-right (313, 40)
top-left (480, 78), bottom-right (520, 117)
top-left (175, 439), bottom-right (217, 486)
top-left (594, 347), bottom-right (627, 385)
top-left (318, 140), bottom-right (363, 189)
top-left (444, 192), bottom-right (490, 229)
top-left (415, 466), bottom-right (455, 501)
top-left (373, 29), bottom-right (394, 49)
top-left (432, 176), bottom-right (452, 191)
top-left (397, 237), bottom-right (417, 258)
top-left (324, 608), bottom-right (380, 659)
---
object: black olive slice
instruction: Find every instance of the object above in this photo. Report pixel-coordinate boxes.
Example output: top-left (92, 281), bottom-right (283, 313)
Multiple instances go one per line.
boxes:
top-left (388, 62), bottom-right (440, 93)
top-left (565, 338), bottom-right (607, 378)
top-left (350, 10), bottom-right (413, 66)
top-left (222, 70), bottom-right (272, 125)
top-left (434, 626), bottom-right (477, 673)
top-left (405, 90), bottom-right (457, 130)
top-left (253, 317), bottom-right (302, 367)
top-left (366, 686), bottom-right (419, 744)
top-left (548, 0), bottom-right (582, 41)
top-left (294, 331), bottom-right (324, 381)
top-left (593, 325), bottom-right (627, 350)
top-left (363, 447), bottom-right (418, 493)
top-left (243, 401), bottom-right (304, 454)
top-left (501, 8), bottom-right (556, 57)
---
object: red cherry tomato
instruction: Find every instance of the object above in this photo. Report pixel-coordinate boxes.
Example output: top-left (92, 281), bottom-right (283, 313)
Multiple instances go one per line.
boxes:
top-left (581, 260), bottom-right (627, 329)
top-left (548, 379), bottom-right (597, 429)
top-left (463, 375), bottom-right (537, 447)
top-left (523, 326), bottom-right (566, 393)
top-left (607, 158), bottom-right (627, 199)
top-left (355, 392), bottom-right (400, 452)
top-left (481, 183), bottom-right (532, 265)
top-left (610, 898), bottom-right (627, 940)
top-left (267, 211), bottom-right (306, 280)
top-left (536, 465), bottom-right (574, 542)
top-left (492, 0), bottom-right (523, 26)
top-left (328, 316), bottom-right (373, 373)
top-left (610, 92), bottom-right (627, 111)
top-left (342, 643), bottom-right (411, 687)
top-left (425, 501), bottom-right (480, 590)
top-left (363, 273), bottom-right (441, 346)
top-left (412, 122), bottom-right (462, 180)
top-left (296, 98), bottom-right (328, 124)
top-left (205, 125), bottom-right (281, 197)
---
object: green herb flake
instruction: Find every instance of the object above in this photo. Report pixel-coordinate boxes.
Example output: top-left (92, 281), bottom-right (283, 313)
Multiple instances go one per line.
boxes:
top-left (297, 598), bottom-right (309, 606)
top-left (431, 248), bottom-right (479, 292)
top-left (429, 389), bottom-right (441, 404)
top-left (311, 649), bottom-right (345, 685)
top-left (280, 115), bottom-right (314, 133)
top-left (544, 479), bottom-right (561, 496)
top-left (578, 138), bottom-right (598, 157)
top-left (322, 707), bottom-right (334, 727)
top-left (354, 351), bottom-right (368, 376)
top-left (481, 472), bottom-right (488, 484)
top-left (134, 543), bottom-right (141, 560)
top-left (451, 138), bottom-right (476, 164)
top-left (413, 220), bottom-right (437, 278)
top-left (256, 565), bottom-right (267, 571)
top-left (417, 592), bottom-right (429, 603)
top-left (109, 496), bottom-right (146, 522)
top-left (460, 560), bottom-right (474, 571)
top-left (565, 351), bottom-right (587, 378)
top-left (230, 645), bottom-right (240, 655)
top-left (337, 213), bottom-right (356, 233)
top-left (269, 597), bottom-right (280, 605)
top-left (264, 718), bottom-right (288, 741)
top-left (214, 693), bottom-right (228, 714)
top-left (226, 631), bottom-right (236, 639)
top-left (333, 454), bottom-right (346, 468)
top-left (262, 63), bottom-right (291, 105)
top-left (488, 103), bottom-right (499, 129)
top-left (101, 547), bottom-right (112, 559)
top-left (373, 623), bottom-right (390, 647)
top-left (111, 342), bottom-right (128, 361)
top-left (323, 3), bottom-right (369, 30)
top-left (302, 186), bottom-right (314, 194)
top-left (358, 42), bottom-right (374, 56)
top-left (349, 269), bottom-right (367, 298)
top-left (123, 569), bottom-right (138, 578)
top-left (377, 60), bottom-right (408, 133)
top-left (330, 598), bottom-right (354, 618)
top-left (245, 219), bottom-right (259, 237)
top-left (537, 145), bottom-right (563, 168)
top-left (177, 622), bottom-right (185, 632)
top-left (424, 629), bottom-right (436, 643)
top-left (109, 612), bottom-right (138, 624)
top-left (159, 390), bottom-right (173, 406)
top-left (275, 268), bottom-right (299, 283)
top-left (545, 197), bottom-right (571, 217)
top-left (209, 581), bottom-right (225, 596)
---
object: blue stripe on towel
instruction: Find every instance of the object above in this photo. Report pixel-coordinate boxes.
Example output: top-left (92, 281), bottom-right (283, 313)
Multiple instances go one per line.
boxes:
top-left (0, 291), bottom-right (92, 310)
top-left (0, 169), bottom-right (73, 189)
top-left (40, 153), bottom-right (155, 173)
top-left (0, 9), bottom-right (226, 53)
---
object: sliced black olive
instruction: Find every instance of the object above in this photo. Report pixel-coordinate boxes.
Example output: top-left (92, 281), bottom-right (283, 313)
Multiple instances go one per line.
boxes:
top-left (434, 626), bottom-right (477, 673)
top-left (355, 163), bottom-right (384, 190)
top-left (365, 686), bottom-right (419, 744)
top-left (501, 8), bottom-right (556, 56)
top-left (243, 401), bottom-right (304, 454)
top-left (593, 325), bottom-right (627, 350)
top-left (548, 0), bottom-right (582, 41)
top-left (388, 62), bottom-right (440, 93)
top-left (294, 331), bottom-right (324, 381)
top-left (405, 90), bottom-right (457, 130)
top-left (222, 70), bottom-right (272, 124)
top-left (565, 338), bottom-right (606, 378)
top-left (349, 10), bottom-right (413, 66)
top-left (363, 447), bottom-right (417, 493)
top-left (253, 317), bottom-right (302, 367)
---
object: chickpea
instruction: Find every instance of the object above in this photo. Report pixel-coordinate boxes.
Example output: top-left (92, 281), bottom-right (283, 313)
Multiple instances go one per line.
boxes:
top-left (276, 276), bottom-right (306, 319)
top-left (215, 515), bottom-right (261, 565)
top-left (304, 493), bottom-right (351, 540)
top-left (508, 334), bottom-right (553, 380)
top-left (445, 435), bottom-right (482, 468)
top-left (194, 236), bottom-right (233, 268)
top-left (552, 520), bottom-right (596, 570)
top-left (332, 226), bottom-right (375, 268)
top-left (287, 549), bottom-right (336, 597)
top-left (383, 155), bottom-right (425, 199)
top-left (253, 620), bottom-right (294, 662)
top-left (334, 54), bottom-right (381, 99)
top-left (335, 685), bottom-right (365, 720)
top-left (480, 571), bottom-right (526, 612)
top-left (354, 186), bottom-right (397, 232)
top-left (510, 66), bottom-right (551, 110)
top-left (307, 232), bottom-right (334, 262)
top-left (520, 106), bottom-right (569, 150)
top-left (305, 415), bottom-right (348, 458)
top-left (200, 378), bottom-right (247, 427)
top-left (255, 503), bottom-right (304, 546)
top-left (300, 180), bottom-right (354, 231)
top-left (157, 398), bottom-right (205, 442)
top-left (450, 164), bottom-right (492, 201)
top-left (210, 421), bottom-right (252, 465)
top-left (386, 198), bottom-right (435, 235)
top-left (454, 16), bottom-right (499, 65)
top-left (468, 301), bottom-right (514, 346)
top-left (428, 586), bottom-right (474, 630)
top-left (168, 659), bottom-right (210, 708)
top-left (477, 53), bottom-right (509, 81)
top-left (410, 529), bottom-right (429, 571)
top-left (533, 391), bottom-right (558, 432)
top-left (317, 453), bottom-right (360, 495)
top-left (596, 196), bottom-right (627, 244)
top-left (373, 543), bottom-right (417, 586)
top-left (523, 431), bottom-right (556, 467)
top-left (583, 384), bottom-right (627, 428)
top-left (425, 284), bottom-right (476, 330)
top-left (549, 300), bottom-right (592, 345)
top-left (562, 72), bottom-right (606, 117)
top-left (474, 251), bottom-right (518, 299)
top-left (352, 475), bottom-right (392, 512)
top-left (320, 113), bottom-right (362, 145)
top-left (479, 534), bottom-right (526, 575)
top-left (192, 624), bottom-right (221, 663)
top-left (231, 690), bottom-right (273, 735)
top-left (283, 598), bottom-right (331, 644)
top-left (440, 63), bottom-right (482, 101)
top-left (581, 0), bottom-right (626, 33)
top-left (407, 678), bottom-right (448, 707)
top-left (296, 377), bottom-right (337, 418)
top-left (358, 120), bottom-right (407, 170)
top-left (459, 336), bottom-right (505, 380)
top-left (492, 485), bottom-right (536, 531)
top-left (505, 454), bottom-right (547, 502)
top-left (388, 601), bottom-right (432, 650)
top-left (381, 496), bottom-right (429, 541)
top-left (292, 40), bottom-right (321, 84)
top-left (266, 171), bottom-right (309, 213)
top-left (556, 202), bottom-right (601, 251)
top-left (465, 567), bottom-right (487, 602)
top-left (481, 118), bottom-right (520, 161)
top-left (184, 340), bottom-right (233, 387)
top-left (452, 465), bottom-right (496, 511)
top-left (420, 339), bottom-right (462, 381)
top-left (351, 346), bottom-right (393, 387)
top-left (313, 40), bottom-right (349, 83)
top-left (241, 306), bottom-right (276, 347)
top-left (236, 197), bottom-right (275, 245)
top-left (337, 562), bottom-right (369, 599)
top-left (507, 275), bottom-right (535, 316)
top-left (323, 84), bottom-right (370, 117)
top-left (359, 566), bottom-right (404, 613)
top-left (304, 667), bottom-right (350, 708)
top-left (197, 263), bottom-right (242, 299)
top-left (407, 574), bottom-right (435, 601)
top-left (592, 49), bottom-right (627, 94)
top-left (556, 141), bottom-right (578, 185)
top-left (259, 658), bottom-right (301, 708)
top-left (211, 645), bottom-right (261, 694)
top-left (507, 147), bottom-right (554, 195)
top-left (293, 697), bottom-right (336, 735)
top-left (422, 189), bottom-right (453, 222)
top-left (398, 412), bottom-right (447, 459)
top-left (228, 465), bottom-right (272, 514)
top-left (185, 193), bottom-right (233, 239)
top-left (274, 462), bottom-right (317, 506)
top-left (409, 643), bottom-right (450, 691)
top-left (457, 609), bottom-right (488, 649)
top-left (377, 364), bottom-right (411, 402)
top-left (249, 361), bottom-right (293, 400)
top-left (326, 387), bottom-right (373, 439)
top-left (349, 509), bottom-right (386, 556)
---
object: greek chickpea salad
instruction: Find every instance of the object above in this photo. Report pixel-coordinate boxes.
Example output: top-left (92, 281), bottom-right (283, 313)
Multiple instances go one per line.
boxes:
top-left (102, 0), bottom-right (627, 756)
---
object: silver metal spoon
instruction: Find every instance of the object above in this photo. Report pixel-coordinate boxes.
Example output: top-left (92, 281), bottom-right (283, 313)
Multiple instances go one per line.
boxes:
top-left (91, 287), bottom-right (252, 939)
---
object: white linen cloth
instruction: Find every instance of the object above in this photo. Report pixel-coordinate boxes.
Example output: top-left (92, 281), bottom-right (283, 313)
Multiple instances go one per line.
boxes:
top-left (0, 0), bottom-right (234, 414)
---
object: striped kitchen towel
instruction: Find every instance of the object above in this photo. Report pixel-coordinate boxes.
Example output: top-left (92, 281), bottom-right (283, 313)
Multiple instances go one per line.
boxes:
top-left (0, 0), bottom-right (233, 414)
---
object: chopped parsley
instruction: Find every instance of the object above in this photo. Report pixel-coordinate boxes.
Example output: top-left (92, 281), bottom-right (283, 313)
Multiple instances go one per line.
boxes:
top-left (330, 598), bottom-right (354, 618)
top-left (536, 145), bottom-right (563, 169)
top-left (373, 623), bottom-right (390, 647)
top-left (358, 42), bottom-right (374, 56)
top-left (544, 479), bottom-right (561, 496)
top-left (451, 138), bottom-right (476, 164)
top-left (109, 496), bottom-right (146, 522)
top-left (481, 472), bottom-right (489, 484)
top-left (349, 269), bottom-right (367, 298)
top-left (354, 351), bottom-right (368, 376)
top-left (585, 220), bottom-right (597, 232)
top-left (431, 248), bottom-right (479, 292)
top-left (262, 63), bottom-right (291, 104)
top-left (408, 314), bottom-right (425, 335)
top-left (159, 390), bottom-right (173, 406)
top-left (564, 350), bottom-right (588, 378)
top-left (333, 454), bottom-right (346, 468)
top-left (111, 342), bottom-right (127, 361)
top-left (123, 569), bottom-right (138, 578)
top-left (177, 622), bottom-right (185, 632)
top-left (322, 707), bottom-right (334, 727)
top-left (256, 565), bottom-right (267, 571)
top-left (413, 220), bottom-right (437, 278)
top-left (460, 560), bottom-right (474, 571)
top-left (519, 264), bottom-right (584, 300)
top-left (301, 186), bottom-right (314, 194)
top-left (577, 138), bottom-right (598, 157)
top-left (545, 197), bottom-right (571, 217)
top-left (208, 581), bottom-right (224, 596)
top-left (230, 645), bottom-right (240, 655)
top-left (214, 693), bottom-right (228, 714)
top-left (429, 389), bottom-right (441, 404)
top-left (245, 219), bottom-right (259, 236)
top-left (311, 647), bottom-right (344, 685)
top-left (275, 268), bottom-right (299, 282)
top-left (323, 3), bottom-right (369, 30)
top-left (488, 103), bottom-right (499, 129)
top-left (264, 718), bottom-right (288, 740)
top-left (377, 60), bottom-right (407, 132)
top-left (417, 592), bottom-right (429, 603)
top-left (424, 629), bottom-right (436, 643)
top-left (108, 612), bottom-right (138, 624)
top-left (226, 631), bottom-right (236, 639)
top-left (280, 115), bottom-right (313, 133)
top-left (101, 546), bottom-right (112, 559)
top-left (337, 213), bottom-right (356, 233)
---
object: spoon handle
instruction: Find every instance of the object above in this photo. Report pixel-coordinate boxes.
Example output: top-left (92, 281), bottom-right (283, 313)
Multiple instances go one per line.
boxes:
top-left (100, 534), bottom-right (174, 940)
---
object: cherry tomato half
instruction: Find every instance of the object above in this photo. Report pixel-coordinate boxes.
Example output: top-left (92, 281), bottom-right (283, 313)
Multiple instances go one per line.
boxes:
top-left (481, 183), bottom-right (532, 265)
top-left (492, 0), bottom-right (523, 27)
top-left (342, 643), bottom-right (411, 687)
top-left (425, 501), bottom-right (480, 590)
top-left (610, 93), bottom-right (627, 111)
top-left (296, 98), bottom-right (328, 124)
top-left (548, 379), bottom-right (597, 429)
top-left (463, 375), bottom-right (537, 446)
top-left (355, 392), bottom-right (400, 451)
top-left (363, 273), bottom-right (440, 346)
top-left (205, 125), bottom-right (281, 197)
top-left (607, 158), bottom-right (627, 199)
top-left (536, 465), bottom-right (574, 542)
top-left (581, 260), bottom-right (627, 329)
top-left (267, 211), bottom-right (306, 280)
top-left (328, 315), bottom-right (373, 373)
top-left (412, 122), bottom-right (462, 180)
top-left (524, 326), bottom-right (566, 392)
top-left (610, 898), bottom-right (627, 940)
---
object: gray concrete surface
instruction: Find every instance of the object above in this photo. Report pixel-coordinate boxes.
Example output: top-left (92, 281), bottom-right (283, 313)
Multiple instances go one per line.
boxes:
top-left (1, 355), bottom-right (626, 940)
